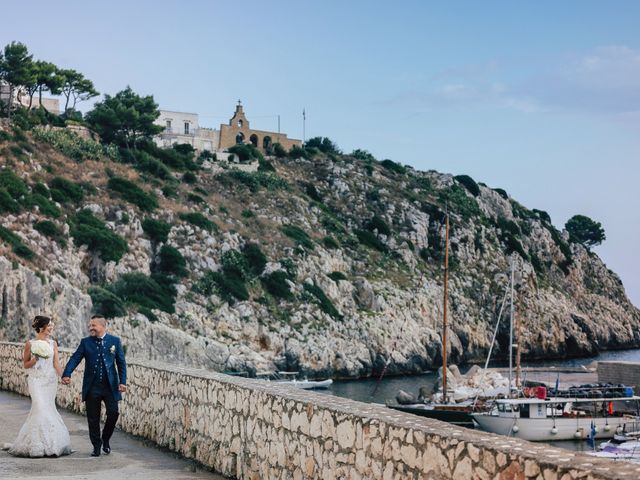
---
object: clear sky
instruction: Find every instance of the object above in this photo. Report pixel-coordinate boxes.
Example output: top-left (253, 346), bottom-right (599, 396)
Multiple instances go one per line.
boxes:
top-left (3, 1), bottom-right (639, 304)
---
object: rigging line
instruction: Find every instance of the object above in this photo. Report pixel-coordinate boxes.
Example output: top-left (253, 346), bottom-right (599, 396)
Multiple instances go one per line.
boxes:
top-left (472, 284), bottom-right (510, 409)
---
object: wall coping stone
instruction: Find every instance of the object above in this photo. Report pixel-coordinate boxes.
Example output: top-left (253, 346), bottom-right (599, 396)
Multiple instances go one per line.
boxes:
top-left (2, 341), bottom-right (639, 479)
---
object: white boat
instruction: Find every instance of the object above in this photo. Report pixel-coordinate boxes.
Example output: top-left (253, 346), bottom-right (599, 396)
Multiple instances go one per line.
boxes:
top-left (589, 429), bottom-right (640, 462)
top-left (472, 395), bottom-right (640, 442)
top-left (257, 371), bottom-right (333, 390)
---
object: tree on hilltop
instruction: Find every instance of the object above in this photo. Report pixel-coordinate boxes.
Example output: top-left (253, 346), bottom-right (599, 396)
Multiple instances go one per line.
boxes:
top-left (59, 68), bottom-right (98, 112)
top-left (0, 41), bottom-right (35, 119)
top-left (86, 86), bottom-right (162, 149)
top-left (305, 136), bottom-right (341, 154)
top-left (565, 214), bottom-right (606, 249)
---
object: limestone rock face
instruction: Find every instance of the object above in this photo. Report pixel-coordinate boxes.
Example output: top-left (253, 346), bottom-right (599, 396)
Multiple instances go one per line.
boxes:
top-left (1, 129), bottom-right (639, 378)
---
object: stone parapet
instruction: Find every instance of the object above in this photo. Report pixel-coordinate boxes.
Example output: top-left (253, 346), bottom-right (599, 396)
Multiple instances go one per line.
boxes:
top-left (1, 342), bottom-right (637, 479)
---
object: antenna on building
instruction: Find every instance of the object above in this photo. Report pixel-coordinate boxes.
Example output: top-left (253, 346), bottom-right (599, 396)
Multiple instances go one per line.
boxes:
top-left (302, 108), bottom-right (306, 145)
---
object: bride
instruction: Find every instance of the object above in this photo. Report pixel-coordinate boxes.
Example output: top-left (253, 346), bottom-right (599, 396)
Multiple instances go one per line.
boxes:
top-left (5, 315), bottom-right (72, 457)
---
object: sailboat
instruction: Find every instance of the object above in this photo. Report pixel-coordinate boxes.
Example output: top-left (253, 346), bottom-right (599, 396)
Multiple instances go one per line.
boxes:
top-left (472, 258), bottom-right (640, 441)
top-left (387, 213), bottom-right (492, 427)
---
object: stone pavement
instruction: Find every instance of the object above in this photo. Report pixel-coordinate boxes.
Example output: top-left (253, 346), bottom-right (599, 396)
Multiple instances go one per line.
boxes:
top-left (0, 390), bottom-right (226, 479)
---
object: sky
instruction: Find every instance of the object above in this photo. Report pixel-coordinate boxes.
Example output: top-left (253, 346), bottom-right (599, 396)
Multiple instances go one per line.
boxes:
top-left (2, 1), bottom-right (639, 305)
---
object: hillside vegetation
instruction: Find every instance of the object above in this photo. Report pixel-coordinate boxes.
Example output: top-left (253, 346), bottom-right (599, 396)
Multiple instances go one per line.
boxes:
top-left (0, 117), bottom-right (638, 378)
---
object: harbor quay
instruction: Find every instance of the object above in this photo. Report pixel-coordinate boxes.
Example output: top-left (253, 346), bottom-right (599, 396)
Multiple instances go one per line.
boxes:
top-left (2, 342), bottom-right (639, 479)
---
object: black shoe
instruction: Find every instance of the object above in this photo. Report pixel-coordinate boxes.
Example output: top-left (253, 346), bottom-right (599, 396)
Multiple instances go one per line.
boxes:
top-left (102, 442), bottom-right (111, 455)
top-left (91, 447), bottom-right (101, 457)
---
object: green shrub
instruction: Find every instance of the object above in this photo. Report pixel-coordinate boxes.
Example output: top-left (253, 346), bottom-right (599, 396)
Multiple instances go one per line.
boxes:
top-left (161, 184), bottom-right (178, 198)
top-left (288, 145), bottom-right (307, 159)
top-left (49, 177), bottom-right (84, 203)
top-left (454, 174), bottom-right (480, 197)
top-left (228, 144), bottom-right (263, 163)
top-left (497, 217), bottom-right (521, 236)
top-left (179, 212), bottom-right (217, 232)
top-left (32, 182), bottom-right (50, 198)
top-left (493, 188), bottom-right (508, 199)
top-left (532, 209), bottom-right (551, 223)
top-left (305, 137), bottom-right (341, 154)
top-left (303, 283), bottom-right (341, 319)
top-left (135, 153), bottom-right (172, 180)
top-left (195, 270), bottom-right (249, 303)
top-left (0, 130), bottom-right (11, 143)
top-left (221, 249), bottom-right (249, 280)
top-left (302, 182), bottom-right (322, 202)
top-left (242, 243), bottom-right (267, 276)
top-left (70, 209), bottom-right (128, 262)
top-left (107, 177), bottom-right (158, 211)
top-left (138, 306), bottom-right (159, 322)
top-left (365, 215), bottom-right (391, 236)
top-left (258, 158), bottom-right (275, 172)
top-left (545, 225), bottom-right (573, 273)
top-left (261, 271), bottom-right (293, 300)
top-left (32, 127), bottom-right (118, 161)
top-left (241, 209), bottom-right (255, 218)
top-left (281, 224), bottom-right (315, 250)
top-left (88, 286), bottom-right (127, 318)
top-left (142, 218), bottom-right (172, 243)
top-left (182, 171), bottom-right (197, 184)
top-left (437, 184), bottom-right (481, 220)
top-left (380, 159), bottom-right (406, 174)
top-left (0, 225), bottom-right (34, 259)
top-left (26, 193), bottom-right (61, 217)
top-left (157, 245), bottom-right (187, 277)
top-left (351, 149), bottom-right (375, 161)
top-left (112, 272), bottom-right (176, 313)
top-left (328, 271), bottom-right (347, 282)
top-left (272, 142), bottom-right (286, 158)
top-left (0, 169), bottom-right (28, 199)
top-left (501, 232), bottom-right (529, 261)
top-left (34, 220), bottom-right (66, 246)
top-left (0, 188), bottom-right (20, 213)
top-left (355, 229), bottom-right (388, 252)
top-left (187, 193), bottom-right (205, 204)
top-left (216, 170), bottom-right (288, 193)
top-left (322, 236), bottom-right (339, 249)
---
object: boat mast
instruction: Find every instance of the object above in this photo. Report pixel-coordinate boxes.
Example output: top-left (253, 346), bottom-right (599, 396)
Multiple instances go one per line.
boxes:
top-left (508, 255), bottom-right (515, 398)
top-left (442, 212), bottom-right (450, 404)
top-left (515, 294), bottom-right (521, 389)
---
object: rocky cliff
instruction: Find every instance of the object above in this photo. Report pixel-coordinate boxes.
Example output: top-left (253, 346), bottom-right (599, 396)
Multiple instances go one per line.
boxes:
top-left (1, 123), bottom-right (638, 378)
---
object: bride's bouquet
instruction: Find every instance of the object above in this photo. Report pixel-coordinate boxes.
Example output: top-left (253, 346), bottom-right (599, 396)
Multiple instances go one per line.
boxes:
top-left (31, 340), bottom-right (53, 359)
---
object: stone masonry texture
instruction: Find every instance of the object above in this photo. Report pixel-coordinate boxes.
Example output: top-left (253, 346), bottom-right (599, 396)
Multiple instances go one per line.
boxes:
top-left (1, 342), bottom-right (639, 479)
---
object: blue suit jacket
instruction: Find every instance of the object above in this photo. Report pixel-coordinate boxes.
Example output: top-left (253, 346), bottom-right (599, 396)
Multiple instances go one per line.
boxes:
top-left (62, 334), bottom-right (127, 401)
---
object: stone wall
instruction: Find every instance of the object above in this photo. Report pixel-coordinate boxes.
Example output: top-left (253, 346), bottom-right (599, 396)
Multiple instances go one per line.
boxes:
top-left (1, 342), bottom-right (637, 479)
top-left (598, 361), bottom-right (640, 394)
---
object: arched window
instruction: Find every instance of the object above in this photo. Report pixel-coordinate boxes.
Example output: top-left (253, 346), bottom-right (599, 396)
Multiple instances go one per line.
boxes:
top-left (237, 119), bottom-right (243, 128)
top-left (250, 134), bottom-right (258, 147)
top-left (236, 132), bottom-right (245, 144)
top-left (263, 136), bottom-right (272, 150)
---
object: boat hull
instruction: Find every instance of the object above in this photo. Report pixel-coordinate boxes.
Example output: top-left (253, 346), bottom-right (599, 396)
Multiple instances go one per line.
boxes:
top-left (389, 405), bottom-right (475, 428)
top-left (473, 414), bottom-right (631, 442)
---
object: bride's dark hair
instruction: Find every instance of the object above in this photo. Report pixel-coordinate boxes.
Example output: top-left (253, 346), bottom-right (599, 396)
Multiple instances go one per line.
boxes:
top-left (32, 315), bottom-right (51, 333)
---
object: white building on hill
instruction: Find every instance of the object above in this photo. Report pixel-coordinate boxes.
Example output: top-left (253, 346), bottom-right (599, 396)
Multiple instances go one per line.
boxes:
top-left (153, 110), bottom-right (219, 152)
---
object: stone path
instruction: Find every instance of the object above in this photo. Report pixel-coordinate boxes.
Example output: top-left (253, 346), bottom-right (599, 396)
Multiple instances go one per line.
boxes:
top-left (0, 390), bottom-right (225, 479)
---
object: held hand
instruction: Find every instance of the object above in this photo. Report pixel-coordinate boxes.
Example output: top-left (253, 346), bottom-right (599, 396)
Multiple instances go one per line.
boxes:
top-left (118, 384), bottom-right (127, 393)
top-left (61, 376), bottom-right (71, 385)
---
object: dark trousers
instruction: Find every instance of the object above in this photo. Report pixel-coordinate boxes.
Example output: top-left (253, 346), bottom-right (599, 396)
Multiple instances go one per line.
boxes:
top-left (86, 381), bottom-right (119, 448)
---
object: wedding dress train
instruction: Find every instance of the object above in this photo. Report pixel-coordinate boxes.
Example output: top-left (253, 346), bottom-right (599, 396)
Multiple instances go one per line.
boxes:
top-left (6, 339), bottom-right (72, 457)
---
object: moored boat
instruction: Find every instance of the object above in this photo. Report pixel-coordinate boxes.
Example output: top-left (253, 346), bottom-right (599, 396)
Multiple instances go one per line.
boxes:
top-left (472, 394), bottom-right (640, 442)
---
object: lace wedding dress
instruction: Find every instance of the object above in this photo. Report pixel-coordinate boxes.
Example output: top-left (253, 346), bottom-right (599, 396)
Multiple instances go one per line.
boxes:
top-left (6, 339), bottom-right (72, 457)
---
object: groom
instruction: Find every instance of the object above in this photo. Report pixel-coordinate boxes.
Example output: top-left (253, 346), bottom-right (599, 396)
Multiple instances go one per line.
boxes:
top-left (62, 315), bottom-right (127, 457)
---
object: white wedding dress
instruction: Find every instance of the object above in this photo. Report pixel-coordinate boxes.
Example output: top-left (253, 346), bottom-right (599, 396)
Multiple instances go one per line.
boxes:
top-left (7, 339), bottom-right (72, 457)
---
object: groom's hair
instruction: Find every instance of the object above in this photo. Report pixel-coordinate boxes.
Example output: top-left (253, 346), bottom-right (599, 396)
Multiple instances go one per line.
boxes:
top-left (90, 315), bottom-right (107, 326)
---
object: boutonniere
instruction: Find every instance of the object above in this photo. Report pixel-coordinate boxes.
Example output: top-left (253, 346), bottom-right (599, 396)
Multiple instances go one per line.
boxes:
top-left (110, 345), bottom-right (116, 355)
